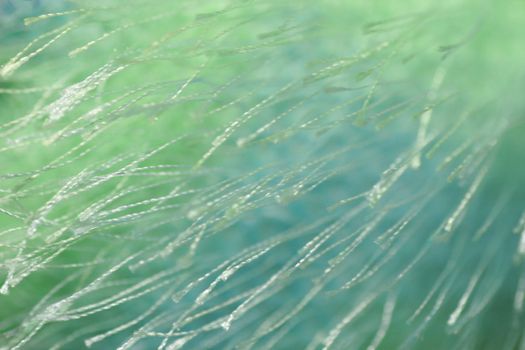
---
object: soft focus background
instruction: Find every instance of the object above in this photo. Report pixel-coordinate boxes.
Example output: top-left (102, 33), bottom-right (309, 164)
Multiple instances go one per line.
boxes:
top-left (1, 1), bottom-right (524, 349)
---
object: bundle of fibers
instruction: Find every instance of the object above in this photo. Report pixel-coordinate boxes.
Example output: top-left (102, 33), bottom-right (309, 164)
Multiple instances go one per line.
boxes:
top-left (0, 0), bottom-right (524, 349)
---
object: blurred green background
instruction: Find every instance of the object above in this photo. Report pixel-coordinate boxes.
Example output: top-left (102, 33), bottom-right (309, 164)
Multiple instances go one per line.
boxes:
top-left (1, 0), bottom-right (524, 349)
